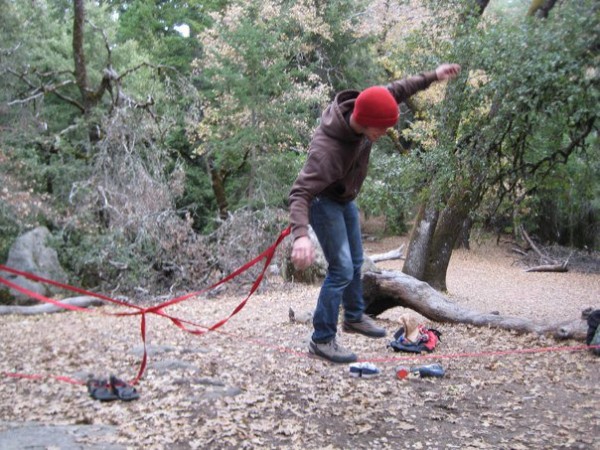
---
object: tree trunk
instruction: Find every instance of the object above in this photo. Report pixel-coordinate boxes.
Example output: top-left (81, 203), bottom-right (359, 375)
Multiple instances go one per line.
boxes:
top-left (403, 193), bottom-right (471, 291)
top-left (401, 0), bottom-right (490, 288)
top-left (73, 0), bottom-right (90, 110)
top-left (402, 203), bottom-right (439, 279)
top-left (72, 0), bottom-right (110, 142)
top-left (454, 217), bottom-right (473, 250)
top-left (475, 0), bottom-right (491, 16)
top-left (363, 270), bottom-right (588, 340)
top-left (423, 199), bottom-right (470, 291)
top-left (205, 157), bottom-right (229, 220)
top-left (528, 0), bottom-right (558, 18)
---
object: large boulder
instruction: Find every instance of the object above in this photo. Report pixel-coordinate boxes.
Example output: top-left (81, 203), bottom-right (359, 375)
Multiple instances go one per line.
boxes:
top-left (280, 226), bottom-right (379, 284)
top-left (280, 226), bottom-right (327, 284)
top-left (1, 227), bottom-right (68, 305)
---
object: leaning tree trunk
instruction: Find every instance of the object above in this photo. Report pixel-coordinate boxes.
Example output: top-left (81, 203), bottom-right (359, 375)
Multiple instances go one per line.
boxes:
top-left (422, 197), bottom-right (471, 291)
top-left (402, 203), bottom-right (439, 280)
top-left (403, 193), bottom-right (471, 292)
top-left (363, 270), bottom-right (588, 340)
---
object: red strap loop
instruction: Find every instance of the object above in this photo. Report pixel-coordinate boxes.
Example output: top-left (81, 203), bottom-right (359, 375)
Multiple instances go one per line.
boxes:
top-left (0, 226), bottom-right (291, 385)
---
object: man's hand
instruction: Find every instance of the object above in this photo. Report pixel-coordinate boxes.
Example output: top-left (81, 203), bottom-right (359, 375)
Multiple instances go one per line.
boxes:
top-left (436, 63), bottom-right (461, 81)
top-left (291, 236), bottom-right (315, 270)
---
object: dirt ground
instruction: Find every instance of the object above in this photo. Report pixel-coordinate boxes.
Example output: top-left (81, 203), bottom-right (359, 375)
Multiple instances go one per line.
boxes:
top-left (0, 235), bottom-right (599, 449)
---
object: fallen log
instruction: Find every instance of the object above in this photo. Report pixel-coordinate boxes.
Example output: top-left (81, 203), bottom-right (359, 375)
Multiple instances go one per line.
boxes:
top-left (368, 244), bottom-right (405, 263)
top-left (520, 226), bottom-right (555, 264)
top-left (519, 226), bottom-right (572, 272)
top-left (0, 296), bottom-right (104, 315)
top-left (525, 262), bottom-right (568, 273)
top-left (363, 270), bottom-right (588, 340)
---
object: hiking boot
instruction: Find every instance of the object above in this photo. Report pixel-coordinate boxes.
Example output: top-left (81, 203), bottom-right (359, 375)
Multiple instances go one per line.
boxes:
top-left (343, 314), bottom-right (387, 338)
top-left (308, 338), bottom-right (357, 364)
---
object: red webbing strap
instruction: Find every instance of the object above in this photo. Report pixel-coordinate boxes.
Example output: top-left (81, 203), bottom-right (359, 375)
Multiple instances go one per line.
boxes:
top-left (0, 264), bottom-right (138, 308)
top-left (144, 225), bottom-right (291, 313)
top-left (129, 225), bottom-right (288, 383)
top-left (0, 276), bottom-right (107, 313)
top-left (2, 371), bottom-right (84, 385)
top-left (0, 226), bottom-right (292, 385)
top-left (133, 312), bottom-right (148, 384)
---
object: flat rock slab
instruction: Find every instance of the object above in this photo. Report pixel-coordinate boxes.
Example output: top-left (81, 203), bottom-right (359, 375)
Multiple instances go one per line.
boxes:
top-left (0, 421), bottom-right (125, 449)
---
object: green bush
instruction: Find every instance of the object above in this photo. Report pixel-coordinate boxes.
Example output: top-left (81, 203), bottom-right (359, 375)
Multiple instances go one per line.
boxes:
top-left (0, 201), bottom-right (20, 263)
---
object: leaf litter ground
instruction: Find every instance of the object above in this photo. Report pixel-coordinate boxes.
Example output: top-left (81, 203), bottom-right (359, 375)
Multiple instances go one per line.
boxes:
top-left (0, 237), bottom-right (598, 449)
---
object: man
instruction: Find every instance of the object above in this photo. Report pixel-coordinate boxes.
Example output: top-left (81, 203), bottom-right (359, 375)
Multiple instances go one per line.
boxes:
top-left (288, 63), bottom-right (461, 363)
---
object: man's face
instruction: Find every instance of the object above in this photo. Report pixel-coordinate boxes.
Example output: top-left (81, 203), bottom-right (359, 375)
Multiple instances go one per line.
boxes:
top-left (363, 127), bottom-right (389, 142)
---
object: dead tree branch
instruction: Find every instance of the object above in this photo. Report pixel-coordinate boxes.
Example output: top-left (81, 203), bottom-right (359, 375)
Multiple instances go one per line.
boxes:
top-left (363, 270), bottom-right (588, 340)
top-left (368, 244), bottom-right (405, 263)
top-left (519, 226), bottom-right (572, 272)
top-left (0, 296), bottom-right (104, 315)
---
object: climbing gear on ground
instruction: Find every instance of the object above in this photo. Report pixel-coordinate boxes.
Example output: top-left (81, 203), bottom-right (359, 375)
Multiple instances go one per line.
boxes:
top-left (388, 325), bottom-right (441, 354)
top-left (396, 363), bottom-right (445, 380)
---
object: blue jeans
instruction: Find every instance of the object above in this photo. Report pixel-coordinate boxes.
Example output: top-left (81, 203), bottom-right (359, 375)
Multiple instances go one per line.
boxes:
top-left (309, 196), bottom-right (364, 343)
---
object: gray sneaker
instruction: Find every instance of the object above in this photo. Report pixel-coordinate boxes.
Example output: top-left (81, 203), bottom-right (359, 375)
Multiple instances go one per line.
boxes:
top-left (308, 338), bottom-right (357, 364)
top-left (343, 314), bottom-right (387, 338)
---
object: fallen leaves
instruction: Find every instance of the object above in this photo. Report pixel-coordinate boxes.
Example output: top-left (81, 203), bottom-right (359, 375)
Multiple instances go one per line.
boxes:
top-left (1, 240), bottom-right (599, 449)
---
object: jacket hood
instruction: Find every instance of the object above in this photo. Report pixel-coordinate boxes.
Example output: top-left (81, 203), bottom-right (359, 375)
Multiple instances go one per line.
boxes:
top-left (319, 89), bottom-right (363, 143)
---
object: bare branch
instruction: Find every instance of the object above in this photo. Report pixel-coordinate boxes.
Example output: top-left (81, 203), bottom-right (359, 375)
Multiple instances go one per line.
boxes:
top-left (6, 76), bottom-right (84, 112)
top-left (0, 43), bottom-right (21, 56)
top-left (520, 225), bottom-right (556, 264)
top-left (369, 245), bottom-right (405, 263)
top-left (117, 62), bottom-right (177, 82)
top-left (525, 262), bottom-right (568, 273)
top-left (6, 67), bottom-right (38, 89)
top-left (87, 20), bottom-right (113, 65)
top-left (523, 116), bottom-right (596, 175)
top-left (7, 92), bottom-right (44, 106)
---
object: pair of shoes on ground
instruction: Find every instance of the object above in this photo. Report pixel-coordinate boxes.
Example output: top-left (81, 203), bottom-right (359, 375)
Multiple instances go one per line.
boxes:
top-left (87, 375), bottom-right (140, 402)
top-left (309, 315), bottom-right (386, 364)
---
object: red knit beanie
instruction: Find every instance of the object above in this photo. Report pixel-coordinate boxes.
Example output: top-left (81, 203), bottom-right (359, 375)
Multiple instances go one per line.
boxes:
top-left (353, 86), bottom-right (399, 128)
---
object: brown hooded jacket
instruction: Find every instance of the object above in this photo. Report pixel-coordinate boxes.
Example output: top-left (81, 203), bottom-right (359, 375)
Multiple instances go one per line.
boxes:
top-left (288, 71), bottom-right (439, 241)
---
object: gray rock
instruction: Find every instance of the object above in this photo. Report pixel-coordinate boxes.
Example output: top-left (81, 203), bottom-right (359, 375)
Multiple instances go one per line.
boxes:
top-left (130, 344), bottom-right (177, 357)
top-left (279, 226), bottom-right (381, 283)
top-left (3, 227), bottom-right (68, 305)
top-left (280, 226), bottom-right (327, 284)
top-left (150, 359), bottom-right (198, 373)
top-left (0, 421), bottom-right (125, 449)
top-left (199, 386), bottom-right (242, 401)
